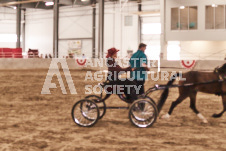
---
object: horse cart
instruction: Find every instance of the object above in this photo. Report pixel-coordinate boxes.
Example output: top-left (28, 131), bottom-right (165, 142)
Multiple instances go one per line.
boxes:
top-left (71, 74), bottom-right (225, 128)
top-left (71, 81), bottom-right (161, 128)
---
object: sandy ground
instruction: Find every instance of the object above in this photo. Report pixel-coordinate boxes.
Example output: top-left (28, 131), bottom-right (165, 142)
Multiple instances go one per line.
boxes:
top-left (0, 69), bottom-right (226, 151)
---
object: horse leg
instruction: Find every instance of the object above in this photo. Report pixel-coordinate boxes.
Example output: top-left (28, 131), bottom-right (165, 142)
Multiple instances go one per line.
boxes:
top-left (161, 94), bottom-right (188, 119)
top-left (190, 92), bottom-right (208, 123)
top-left (212, 94), bottom-right (226, 118)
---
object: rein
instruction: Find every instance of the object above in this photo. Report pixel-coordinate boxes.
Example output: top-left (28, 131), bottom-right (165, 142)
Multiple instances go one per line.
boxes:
top-left (145, 79), bottom-right (225, 96)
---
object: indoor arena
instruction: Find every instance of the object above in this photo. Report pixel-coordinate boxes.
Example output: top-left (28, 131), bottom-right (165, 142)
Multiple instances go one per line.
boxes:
top-left (0, 0), bottom-right (226, 151)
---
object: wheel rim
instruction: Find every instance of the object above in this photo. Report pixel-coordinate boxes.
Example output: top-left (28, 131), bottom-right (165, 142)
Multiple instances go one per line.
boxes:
top-left (129, 100), bottom-right (157, 128)
top-left (80, 101), bottom-right (97, 120)
top-left (85, 95), bottom-right (106, 119)
top-left (72, 99), bottom-right (99, 127)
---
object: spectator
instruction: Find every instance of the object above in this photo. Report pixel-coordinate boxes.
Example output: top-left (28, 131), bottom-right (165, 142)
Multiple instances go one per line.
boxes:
top-left (69, 53), bottom-right (74, 58)
top-left (49, 54), bottom-right (52, 58)
top-left (28, 51), bottom-right (33, 58)
top-left (45, 54), bottom-right (48, 58)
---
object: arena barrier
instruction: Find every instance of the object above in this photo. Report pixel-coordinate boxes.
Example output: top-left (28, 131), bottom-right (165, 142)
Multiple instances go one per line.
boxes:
top-left (0, 48), bottom-right (23, 58)
top-left (0, 58), bottom-right (224, 71)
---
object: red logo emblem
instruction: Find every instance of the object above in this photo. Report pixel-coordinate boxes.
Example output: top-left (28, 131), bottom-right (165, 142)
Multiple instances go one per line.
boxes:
top-left (76, 59), bottom-right (86, 66)
top-left (181, 60), bottom-right (196, 69)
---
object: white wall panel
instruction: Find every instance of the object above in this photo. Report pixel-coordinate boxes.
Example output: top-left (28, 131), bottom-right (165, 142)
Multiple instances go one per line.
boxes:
top-left (142, 0), bottom-right (160, 11)
top-left (59, 16), bottom-right (92, 38)
top-left (166, 0), bottom-right (226, 41)
top-left (104, 13), bottom-right (114, 52)
top-left (180, 41), bottom-right (226, 60)
top-left (25, 9), bottom-right (53, 56)
top-left (24, 1), bottom-right (156, 58)
top-left (0, 7), bottom-right (17, 48)
top-left (59, 6), bottom-right (92, 39)
top-left (121, 15), bottom-right (139, 57)
top-left (0, 42), bottom-right (16, 48)
top-left (165, 0), bottom-right (226, 60)
top-left (0, 23), bottom-right (16, 34)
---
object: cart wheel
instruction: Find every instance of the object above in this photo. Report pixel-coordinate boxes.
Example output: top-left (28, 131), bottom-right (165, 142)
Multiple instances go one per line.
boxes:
top-left (71, 99), bottom-right (99, 127)
top-left (139, 96), bottom-right (157, 106)
top-left (85, 95), bottom-right (106, 119)
top-left (129, 98), bottom-right (158, 128)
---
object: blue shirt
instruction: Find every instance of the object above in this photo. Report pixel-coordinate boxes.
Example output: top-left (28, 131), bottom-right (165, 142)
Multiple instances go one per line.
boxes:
top-left (129, 50), bottom-right (148, 80)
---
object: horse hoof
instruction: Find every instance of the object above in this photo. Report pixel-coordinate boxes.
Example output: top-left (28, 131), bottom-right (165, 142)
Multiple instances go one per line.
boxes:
top-left (197, 113), bottom-right (208, 124)
top-left (202, 119), bottom-right (208, 124)
top-left (160, 113), bottom-right (170, 119)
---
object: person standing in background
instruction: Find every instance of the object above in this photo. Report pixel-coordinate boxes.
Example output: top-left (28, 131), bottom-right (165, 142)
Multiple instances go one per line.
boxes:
top-left (82, 54), bottom-right (86, 58)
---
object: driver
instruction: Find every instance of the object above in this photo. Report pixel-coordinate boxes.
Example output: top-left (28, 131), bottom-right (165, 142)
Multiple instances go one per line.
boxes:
top-left (104, 47), bottom-right (138, 103)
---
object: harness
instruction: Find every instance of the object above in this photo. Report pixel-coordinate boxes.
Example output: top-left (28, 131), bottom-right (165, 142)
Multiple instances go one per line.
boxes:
top-left (214, 67), bottom-right (226, 95)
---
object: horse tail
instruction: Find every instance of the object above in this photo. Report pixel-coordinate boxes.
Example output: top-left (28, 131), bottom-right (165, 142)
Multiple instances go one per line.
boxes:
top-left (157, 73), bottom-right (180, 112)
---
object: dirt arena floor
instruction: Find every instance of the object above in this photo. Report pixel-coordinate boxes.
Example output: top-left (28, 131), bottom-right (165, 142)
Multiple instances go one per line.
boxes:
top-left (0, 69), bottom-right (226, 151)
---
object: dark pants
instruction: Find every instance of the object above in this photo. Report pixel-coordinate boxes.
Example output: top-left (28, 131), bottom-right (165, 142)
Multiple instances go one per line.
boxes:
top-left (134, 79), bottom-right (145, 95)
top-left (106, 79), bottom-right (138, 102)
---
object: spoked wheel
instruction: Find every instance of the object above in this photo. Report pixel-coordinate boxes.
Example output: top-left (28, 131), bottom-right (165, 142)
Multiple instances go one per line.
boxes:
top-left (129, 98), bottom-right (158, 128)
top-left (85, 95), bottom-right (106, 119)
top-left (71, 99), bottom-right (99, 127)
top-left (140, 96), bottom-right (156, 106)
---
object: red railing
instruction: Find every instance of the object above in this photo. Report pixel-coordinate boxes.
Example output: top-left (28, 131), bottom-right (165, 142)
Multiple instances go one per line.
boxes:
top-left (0, 48), bottom-right (23, 58)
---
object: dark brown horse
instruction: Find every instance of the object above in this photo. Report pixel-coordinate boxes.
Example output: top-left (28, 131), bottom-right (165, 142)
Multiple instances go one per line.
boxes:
top-left (158, 63), bottom-right (226, 123)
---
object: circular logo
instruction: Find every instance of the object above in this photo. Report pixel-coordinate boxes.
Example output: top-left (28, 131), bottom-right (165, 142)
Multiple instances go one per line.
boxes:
top-left (76, 59), bottom-right (86, 66)
top-left (181, 60), bottom-right (196, 69)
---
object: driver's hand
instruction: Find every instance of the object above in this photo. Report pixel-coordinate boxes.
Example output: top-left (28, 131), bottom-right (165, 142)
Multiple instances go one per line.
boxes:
top-left (142, 63), bottom-right (147, 67)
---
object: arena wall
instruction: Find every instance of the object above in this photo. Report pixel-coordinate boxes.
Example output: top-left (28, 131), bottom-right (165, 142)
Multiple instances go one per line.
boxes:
top-left (166, 0), bottom-right (226, 41)
top-left (24, 1), bottom-right (160, 59)
top-left (165, 0), bottom-right (226, 60)
top-left (0, 7), bottom-right (17, 48)
top-left (180, 41), bottom-right (226, 60)
top-left (0, 59), bottom-right (224, 71)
